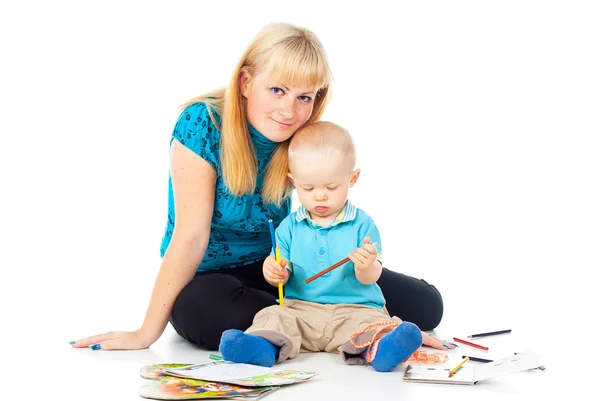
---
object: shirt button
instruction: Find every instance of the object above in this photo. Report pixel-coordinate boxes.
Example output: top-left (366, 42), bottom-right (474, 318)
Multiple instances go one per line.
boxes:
top-left (320, 263), bottom-right (326, 268)
top-left (319, 230), bottom-right (327, 236)
top-left (318, 247), bottom-right (326, 255)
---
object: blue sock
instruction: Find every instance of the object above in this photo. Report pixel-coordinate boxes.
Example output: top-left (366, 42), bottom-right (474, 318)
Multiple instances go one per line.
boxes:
top-left (370, 321), bottom-right (422, 372)
top-left (218, 329), bottom-right (279, 367)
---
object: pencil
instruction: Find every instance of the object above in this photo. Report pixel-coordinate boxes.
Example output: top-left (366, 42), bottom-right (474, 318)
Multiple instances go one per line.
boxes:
top-left (268, 219), bottom-right (277, 251)
top-left (448, 356), bottom-right (469, 377)
top-left (462, 355), bottom-right (493, 363)
top-left (275, 244), bottom-right (284, 306)
top-left (268, 220), bottom-right (284, 306)
top-left (453, 337), bottom-right (489, 351)
top-left (305, 242), bottom-right (379, 284)
top-left (467, 329), bottom-right (511, 338)
top-left (305, 256), bottom-right (350, 284)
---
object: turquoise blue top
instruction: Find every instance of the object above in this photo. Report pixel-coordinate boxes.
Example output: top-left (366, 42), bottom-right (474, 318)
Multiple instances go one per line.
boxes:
top-left (275, 201), bottom-right (386, 309)
top-left (160, 102), bottom-right (291, 271)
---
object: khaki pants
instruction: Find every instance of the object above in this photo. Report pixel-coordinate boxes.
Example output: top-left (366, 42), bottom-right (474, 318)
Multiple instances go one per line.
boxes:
top-left (246, 299), bottom-right (401, 365)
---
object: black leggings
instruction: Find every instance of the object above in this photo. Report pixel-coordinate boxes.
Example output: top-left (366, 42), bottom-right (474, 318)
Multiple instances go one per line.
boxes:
top-left (170, 262), bottom-right (444, 350)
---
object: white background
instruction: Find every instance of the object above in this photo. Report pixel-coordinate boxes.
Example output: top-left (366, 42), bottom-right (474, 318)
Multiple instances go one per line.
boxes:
top-left (0, 1), bottom-right (598, 400)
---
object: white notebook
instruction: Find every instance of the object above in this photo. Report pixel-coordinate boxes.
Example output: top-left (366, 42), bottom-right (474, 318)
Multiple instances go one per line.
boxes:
top-left (403, 351), bottom-right (543, 385)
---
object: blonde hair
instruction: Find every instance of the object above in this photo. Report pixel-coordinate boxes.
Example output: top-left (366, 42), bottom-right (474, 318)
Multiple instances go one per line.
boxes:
top-left (181, 23), bottom-right (333, 206)
top-left (289, 121), bottom-right (356, 173)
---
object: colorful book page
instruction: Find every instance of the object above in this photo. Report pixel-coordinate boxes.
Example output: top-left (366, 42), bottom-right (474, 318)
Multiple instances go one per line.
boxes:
top-left (140, 364), bottom-right (196, 380)
top-left (139, 378), bottom-right (277, 400)
top-left (164, 361), bottom-right (317, 387)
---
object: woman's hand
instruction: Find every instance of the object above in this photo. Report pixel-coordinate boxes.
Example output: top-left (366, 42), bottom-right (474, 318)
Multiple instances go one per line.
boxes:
top-left (421, 332), bottom-right (457, 350)
top-left (263, 255), bottom-right (289, 287)
top-left (70, 329), bottom-right (154, 351)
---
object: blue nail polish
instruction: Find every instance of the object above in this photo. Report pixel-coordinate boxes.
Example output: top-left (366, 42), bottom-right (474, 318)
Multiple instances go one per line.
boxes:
top-left (91, 344), bottom-right (101, 350)
top-left (443, 344), bottom-right (451, 349)
top-left (69, 341), bottom-right (76, 345)
top-left (450, 342), bottom-right (459, 347)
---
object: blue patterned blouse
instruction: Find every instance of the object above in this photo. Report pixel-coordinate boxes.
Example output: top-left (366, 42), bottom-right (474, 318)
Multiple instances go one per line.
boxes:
top-left (160, 102), bottom-right (291, 271)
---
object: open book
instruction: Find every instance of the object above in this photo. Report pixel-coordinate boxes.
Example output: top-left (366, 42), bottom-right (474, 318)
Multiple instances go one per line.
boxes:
top-left (139, 363), bottom-right (278, 400)
top-left (163, 360), bottom-right (317, 387)
top-left (403, 351), bottom-right (543, 385)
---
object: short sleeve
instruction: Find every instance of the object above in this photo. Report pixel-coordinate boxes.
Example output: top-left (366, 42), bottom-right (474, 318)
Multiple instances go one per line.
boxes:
top-left (171, 102), bottom-right (220, 171)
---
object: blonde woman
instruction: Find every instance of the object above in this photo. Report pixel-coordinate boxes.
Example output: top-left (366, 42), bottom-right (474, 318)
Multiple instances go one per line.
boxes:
top-left (72, 23), bottom-right (444, 351)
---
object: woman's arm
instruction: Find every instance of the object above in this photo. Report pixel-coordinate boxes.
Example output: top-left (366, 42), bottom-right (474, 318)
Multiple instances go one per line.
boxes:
top-left (72, 139), bottom-right (216, 350)
top-left (139, 139), bottom-right (216, 344)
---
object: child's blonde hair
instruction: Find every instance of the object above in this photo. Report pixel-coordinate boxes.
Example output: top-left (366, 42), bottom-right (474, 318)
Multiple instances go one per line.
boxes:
top-left (288, 121), bottom-right (356, 173)
top-left (182, 23), bottom-right (333, 206)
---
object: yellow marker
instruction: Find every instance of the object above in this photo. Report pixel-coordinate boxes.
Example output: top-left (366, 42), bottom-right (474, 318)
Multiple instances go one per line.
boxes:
top-left (448, 356), bottom-right (469, 377)
top-left (275, 244), bottom-right (284, 306)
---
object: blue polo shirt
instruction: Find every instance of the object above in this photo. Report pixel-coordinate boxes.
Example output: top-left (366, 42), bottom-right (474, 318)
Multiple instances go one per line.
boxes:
top-left (160, 102), bottom-right (290, 271)
top-left (275, 201), bottom-right (386, 309)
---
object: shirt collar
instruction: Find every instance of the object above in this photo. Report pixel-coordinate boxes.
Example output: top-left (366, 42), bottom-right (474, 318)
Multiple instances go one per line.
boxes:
top-left (296, 200), bottom-right (357, 227)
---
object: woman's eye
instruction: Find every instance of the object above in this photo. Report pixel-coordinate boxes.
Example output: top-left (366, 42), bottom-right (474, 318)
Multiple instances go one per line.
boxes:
top-left (270, 87), bottom-right (284, 95)
top-left (299, 95), bottom-right (313, 103)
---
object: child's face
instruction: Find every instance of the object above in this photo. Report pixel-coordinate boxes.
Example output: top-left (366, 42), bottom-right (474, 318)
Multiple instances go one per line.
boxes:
top-left (240, 71), bottom-right (317, 143)
top-left (289, 152), bottom-right (359, 225)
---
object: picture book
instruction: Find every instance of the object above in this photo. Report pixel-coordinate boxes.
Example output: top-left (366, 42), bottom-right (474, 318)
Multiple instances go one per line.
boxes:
top-left (163, 360), bottom-right (318, 387)
top-left (139, 378), bottom-right (277, 400)
top-left (403, 351), bottom-right (543, 385)
top-left (140, 363), bottom-right (195, 380)
top-left (139, 363), bottom-right (277, 400)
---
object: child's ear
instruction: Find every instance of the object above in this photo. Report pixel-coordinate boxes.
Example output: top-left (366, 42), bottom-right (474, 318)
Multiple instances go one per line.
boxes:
top-left (349, 169), bottom-right (361, 187)
top-left (287, 172), bottom-right (296, 187)
top-left (239, 68), bottom-right (252, 98)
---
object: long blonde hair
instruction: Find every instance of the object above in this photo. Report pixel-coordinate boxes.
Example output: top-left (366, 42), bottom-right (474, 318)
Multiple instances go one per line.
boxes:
top-left (181, 23), bottom-right (333, 207)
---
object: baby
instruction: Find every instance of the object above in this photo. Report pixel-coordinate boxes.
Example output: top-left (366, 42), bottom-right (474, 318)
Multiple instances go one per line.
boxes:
top-left (218, 121), bottom-right (423, 372)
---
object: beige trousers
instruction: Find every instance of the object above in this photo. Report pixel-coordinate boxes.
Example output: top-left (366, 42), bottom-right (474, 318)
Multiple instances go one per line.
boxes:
top-left (246, 299), bottom-right (400, 365)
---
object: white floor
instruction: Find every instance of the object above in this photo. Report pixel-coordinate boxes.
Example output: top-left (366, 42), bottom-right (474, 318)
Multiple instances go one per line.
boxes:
top-left (9, 265), bottom-right (591, 401)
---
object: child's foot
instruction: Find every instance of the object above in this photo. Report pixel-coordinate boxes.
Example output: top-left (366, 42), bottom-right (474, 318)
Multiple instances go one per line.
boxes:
top-left (218, 329), bottom-right (279, 367)
top-left (370, 322), bottom-right (422, 372)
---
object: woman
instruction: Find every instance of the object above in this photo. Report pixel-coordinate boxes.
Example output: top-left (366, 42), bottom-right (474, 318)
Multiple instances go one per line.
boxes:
top-left (72, 22), bottom-right (443, 351)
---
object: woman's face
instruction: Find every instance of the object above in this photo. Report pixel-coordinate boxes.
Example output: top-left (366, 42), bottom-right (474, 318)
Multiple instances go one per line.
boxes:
top-left (240, 71), bottom-right (318, 143)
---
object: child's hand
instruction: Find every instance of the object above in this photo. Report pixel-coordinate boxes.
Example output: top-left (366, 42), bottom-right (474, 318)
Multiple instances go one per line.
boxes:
top-left (349, 236), bottom-right (379, 271)
top-left (263, 255), bottom-right (289, 287)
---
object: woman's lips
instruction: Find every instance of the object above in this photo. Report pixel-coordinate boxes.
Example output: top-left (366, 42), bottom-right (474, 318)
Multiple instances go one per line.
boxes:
top-left (272, 118), bottom-right (292, 128)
